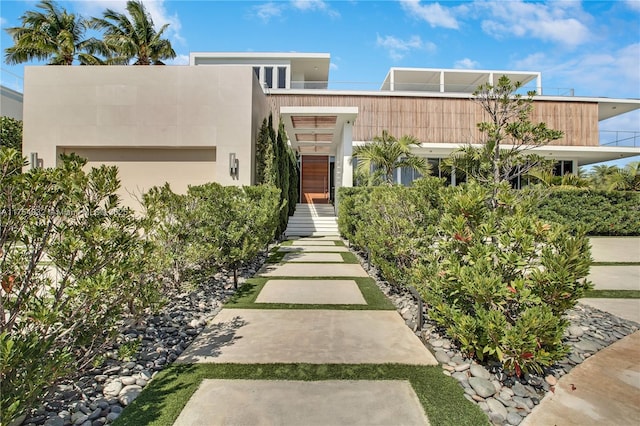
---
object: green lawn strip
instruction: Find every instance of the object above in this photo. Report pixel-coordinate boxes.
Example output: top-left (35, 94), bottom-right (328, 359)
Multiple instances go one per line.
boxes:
top-left (334, 240), bottom-right (345, 246)
top-left (592, 262), bottom-right (640, 266)
top-left (265, 251), bottom-right (359, 264)
top-left (113, 363), bottom-right (488, 426)
top-left (224, 277), bottom-right (395, 310)
top-left (583, 289), bottom-right (640, 299)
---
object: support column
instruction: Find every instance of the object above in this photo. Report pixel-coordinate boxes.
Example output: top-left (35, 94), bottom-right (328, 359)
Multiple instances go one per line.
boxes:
top-left (341, 121), bottom-right (353, 188)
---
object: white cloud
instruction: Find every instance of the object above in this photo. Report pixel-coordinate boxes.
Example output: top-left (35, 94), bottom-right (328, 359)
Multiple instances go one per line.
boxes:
top-left (376, 34), bottom-right (435, 61)
top-left (454, 58), bottom-right (479, 69)
top-left (253, 2), bottom-right (284, 22)
top-left (400, 0), bottom-right (459, 29)
top-left (625, 0), bottom-right (640, 12)
top-left (477, 1), bottom-right (591, 47)
top-left (330, 62), bottom-right (338, 70)
top-left (290, 0), bottom-right (340, 18)
top-left (513, 43), bottom-right (640, 100)
top-left (0, 16), bottom-right (7, 27)
top-left (166, 53), bottom-right (189, 65)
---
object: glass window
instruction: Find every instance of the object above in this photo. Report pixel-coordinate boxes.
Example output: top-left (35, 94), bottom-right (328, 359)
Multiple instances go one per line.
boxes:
top-left (277, 67), bottom-right (287, 89)
top-left (563, 160), bottom-right (573, 175)
top-left (401, 167), bottom-right (413, 186)
top-left (253, 66), bottom-right (260, 80)
top-left (264, 67), bottom-right (273, 88)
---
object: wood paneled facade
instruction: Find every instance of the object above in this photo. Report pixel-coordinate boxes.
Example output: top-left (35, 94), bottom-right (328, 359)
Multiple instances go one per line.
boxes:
top-left (270, 94), bottom-right (599, 147)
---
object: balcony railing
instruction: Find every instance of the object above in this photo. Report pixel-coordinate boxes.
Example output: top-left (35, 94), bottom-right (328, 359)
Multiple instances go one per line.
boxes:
top-left (599, 130), bottom-right (640, 147)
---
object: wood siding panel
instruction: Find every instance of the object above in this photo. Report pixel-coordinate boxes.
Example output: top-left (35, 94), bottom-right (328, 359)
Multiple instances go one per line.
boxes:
top-left (302, 155), bottom-right (329, 204)
top-left (271, 95), bottom-right (599, 146)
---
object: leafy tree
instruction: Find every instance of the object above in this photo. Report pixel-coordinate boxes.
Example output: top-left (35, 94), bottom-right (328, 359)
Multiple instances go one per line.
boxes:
top-left (89, 0), bottom-right (176, 65)
top-left (0, 148), bottom-right (159, 424)
top-left (4, 0), bottom-right (105, 65)
top-left (0, 117), bottom-right (23, 154)
top-left (352, 130), bottom-right (430, 185)
top-left (446, 76), bottom-right (563, 206)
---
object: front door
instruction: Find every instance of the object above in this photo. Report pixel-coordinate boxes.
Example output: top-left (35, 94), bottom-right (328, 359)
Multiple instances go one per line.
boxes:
top-left (301, 155), bottom-right (329, 204)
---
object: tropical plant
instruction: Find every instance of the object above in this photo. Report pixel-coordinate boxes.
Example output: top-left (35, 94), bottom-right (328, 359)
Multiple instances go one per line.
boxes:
top-left (0, 117), bottom-right (23, 153)
top-left (605, 162), bottom-right (640, 191)
top-left (4, 0), bottom-right (105, 65)
top-left (587, 164), bottom-right (619, 189)
top-left (90, 0), bottom-right (176, 65)
top-left (352, 130), bottom-right (430, 185)
top-left (446, 76), bottom-right (563, 206)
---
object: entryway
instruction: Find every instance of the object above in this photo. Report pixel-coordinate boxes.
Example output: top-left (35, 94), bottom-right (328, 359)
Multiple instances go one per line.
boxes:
top-left (301, 155), bottom-right (331, 204)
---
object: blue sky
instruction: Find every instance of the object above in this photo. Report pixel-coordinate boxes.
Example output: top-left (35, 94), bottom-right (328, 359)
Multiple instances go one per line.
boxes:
top-left (1, 0), bottom-right (639, 165)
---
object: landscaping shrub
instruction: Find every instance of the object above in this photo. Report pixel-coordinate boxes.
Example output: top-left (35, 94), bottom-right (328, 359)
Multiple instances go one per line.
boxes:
top-left (182, 182), bottom-right (280, 287)
top-left (0, 116), bottom-right (22, 154)
top-left (0, 148), bottom-right (159, 424)
top-left (337, 186), bottom-right (370, 245)
top-left (411, 182), bottom-right (592, 375)
top-left (535, 188), bottom-right (640, 236)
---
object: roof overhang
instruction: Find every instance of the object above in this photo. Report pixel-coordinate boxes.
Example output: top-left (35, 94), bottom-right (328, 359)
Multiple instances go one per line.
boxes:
top-left (281, 107), bottom-right (358, 156)
top-left (392, 142), bottom-right (640, 166)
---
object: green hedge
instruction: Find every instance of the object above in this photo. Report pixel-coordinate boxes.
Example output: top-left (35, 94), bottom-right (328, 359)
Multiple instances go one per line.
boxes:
top-left (536, 189), bottom-right (640, 236)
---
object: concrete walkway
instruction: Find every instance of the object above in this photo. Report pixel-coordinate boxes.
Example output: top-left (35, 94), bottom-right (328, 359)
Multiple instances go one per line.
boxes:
top-left (174, 236), bottom-right (435, 425)
top-left (525, 237), bottom-right (640, 425)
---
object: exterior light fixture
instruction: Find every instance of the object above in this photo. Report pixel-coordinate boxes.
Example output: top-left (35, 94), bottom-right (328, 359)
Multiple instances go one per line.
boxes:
top-left (30, 152), bottom-right (43, 169)
top-left (229, 153), bottom-right (239, 177)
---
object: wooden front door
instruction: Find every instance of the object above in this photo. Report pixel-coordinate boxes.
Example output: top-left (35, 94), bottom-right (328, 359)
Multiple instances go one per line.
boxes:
top-left (301, 155), bottom-right (329, 204)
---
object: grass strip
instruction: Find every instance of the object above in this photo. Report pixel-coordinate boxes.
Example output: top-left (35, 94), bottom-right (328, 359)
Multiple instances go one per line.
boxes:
top-left (583, 289), bottom-right (640, 299)
top-left (592, 262), bottom-right (640, 266)
top-left (114, 363), bottom-right (488, 426)
top-left (266, 251), bottom-right (359, 264)
top-left (224, 277), bottom-right (395, 310)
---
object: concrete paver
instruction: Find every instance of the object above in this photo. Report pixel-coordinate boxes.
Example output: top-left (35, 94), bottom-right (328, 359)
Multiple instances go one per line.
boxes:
top-left (588, 265), bottom-right (640, 290)
top-left (255, 279), bottom-right (366, 304)
top-left (291, 240), bottom-right (339, 246)
top-left (278, 245), bottom-right (349, 253)
top-left (289, 236), bottom-right (342, 241)
top-left (589, 237), bottom-right (640, 263)
top-left (282, 252), bottom-right (344, 262)
top-left (174, 379), bottom-right (429, 426)
top-left (259, 262), bottom-right (369, 277)
top-left (176, 308), bottom-right (438, 365)
top-left (522, 331), bottom-right (640, 426)
top-left (579, 299), bottom-right (640, 324)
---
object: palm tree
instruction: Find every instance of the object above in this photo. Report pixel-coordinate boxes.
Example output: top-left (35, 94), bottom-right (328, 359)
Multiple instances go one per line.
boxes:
top-left (90, 0), bottom-right (176, 65)
top-left (607, 161), bottom-right (640, 191)
top-left (352, 130), bottom-right (430, 185)
top-left (4, 0), bottom-right (105, 65)
top-left (588, 164), bottom-right (619, 189)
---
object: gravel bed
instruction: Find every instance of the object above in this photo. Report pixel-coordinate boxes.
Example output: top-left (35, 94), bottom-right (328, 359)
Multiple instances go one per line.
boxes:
top-left (18, 252), bottom-right (267, 426)
top-left (349, 243), bottom-right (639, 426)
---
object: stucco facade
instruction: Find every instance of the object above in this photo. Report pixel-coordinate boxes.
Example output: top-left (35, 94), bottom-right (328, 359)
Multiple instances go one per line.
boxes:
top-left (23, 65), bottom-right (268, 207)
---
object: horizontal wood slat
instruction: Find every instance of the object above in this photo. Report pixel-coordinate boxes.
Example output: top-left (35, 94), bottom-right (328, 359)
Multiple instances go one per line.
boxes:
top-left (302, 156), bottom-right (329, 204)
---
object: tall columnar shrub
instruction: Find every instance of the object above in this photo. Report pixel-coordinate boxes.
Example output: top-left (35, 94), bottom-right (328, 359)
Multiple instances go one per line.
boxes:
top-left (0, 116), bottom-right (23, 154)
top-left (0, 148), bottom-right (158, 424)
top-left (254, 114), bottom-right (299, 238)
top-left (411, 182), bottom-right (592, 375)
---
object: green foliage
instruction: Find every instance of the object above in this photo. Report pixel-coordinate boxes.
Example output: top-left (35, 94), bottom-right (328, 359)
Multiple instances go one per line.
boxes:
top-left (0, 117), bottom-right (23, 154)
top-left (254, 114), bottom-right (298, 237)
top-left (183, 183), bottom-right (280, 287)
top-left (0, 147), bottom-right (158, 424)
top-left (118, 340), bottom-right (141, 361)
top-left (4, 0), bottom-right (106, 65)
top-left (337, 187), bottom-right (370, 243)
top-left (535, 188), bottom-right (640, 235)
top-left (352, 130), bottom-right (430, 185)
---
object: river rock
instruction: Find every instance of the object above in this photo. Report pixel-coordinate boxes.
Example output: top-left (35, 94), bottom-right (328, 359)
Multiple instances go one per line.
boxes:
top-left (469, 377), bottom-right (496, 398)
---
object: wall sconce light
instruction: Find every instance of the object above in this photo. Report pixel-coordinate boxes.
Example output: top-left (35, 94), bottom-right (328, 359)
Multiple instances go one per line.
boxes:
top-left (30, 152), bottom-right (43, 169)
top-left (229, 153), bottom-right (239, 177)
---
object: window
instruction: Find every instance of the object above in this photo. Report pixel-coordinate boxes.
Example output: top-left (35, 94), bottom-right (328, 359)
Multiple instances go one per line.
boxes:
top-left (277, 67), bottom-right (287, 89)
top-left (264, 67), bottom-right (273, 89)
top-left (553, 160), bottom-right (574, 176)
top-left (253, 66), bottom-right (260, 80)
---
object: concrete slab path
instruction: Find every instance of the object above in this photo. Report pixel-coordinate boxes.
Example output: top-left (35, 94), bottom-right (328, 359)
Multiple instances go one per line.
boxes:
top-left (176, 308), bottom-right (438, 365)
top-left (278, 245), bottom-right (349, 253)
top-left (174, 380), bottom-right (429, 426)
top-left (579, 298), bottom-right (640, 324)
top-left (282, 252), bottom-right (344, 262)
top-left (291, 240), bottom-right (339, 246)
top-left (255, 279), bottom-right (366, 304)
top-left (589, 265), bottom-right (640, 290)
top-left (589, 237), bottom-right (640, 263)
top-left (259, 262), bottom-right (369, 277)
top-left (522, 331), bottom-right (640, 426)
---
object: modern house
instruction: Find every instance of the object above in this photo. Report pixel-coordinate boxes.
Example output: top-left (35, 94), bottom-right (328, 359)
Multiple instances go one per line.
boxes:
top-left (20, 52), bottom-right (640, 212)
top-left (1, 84), bottom-right (23, 120)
